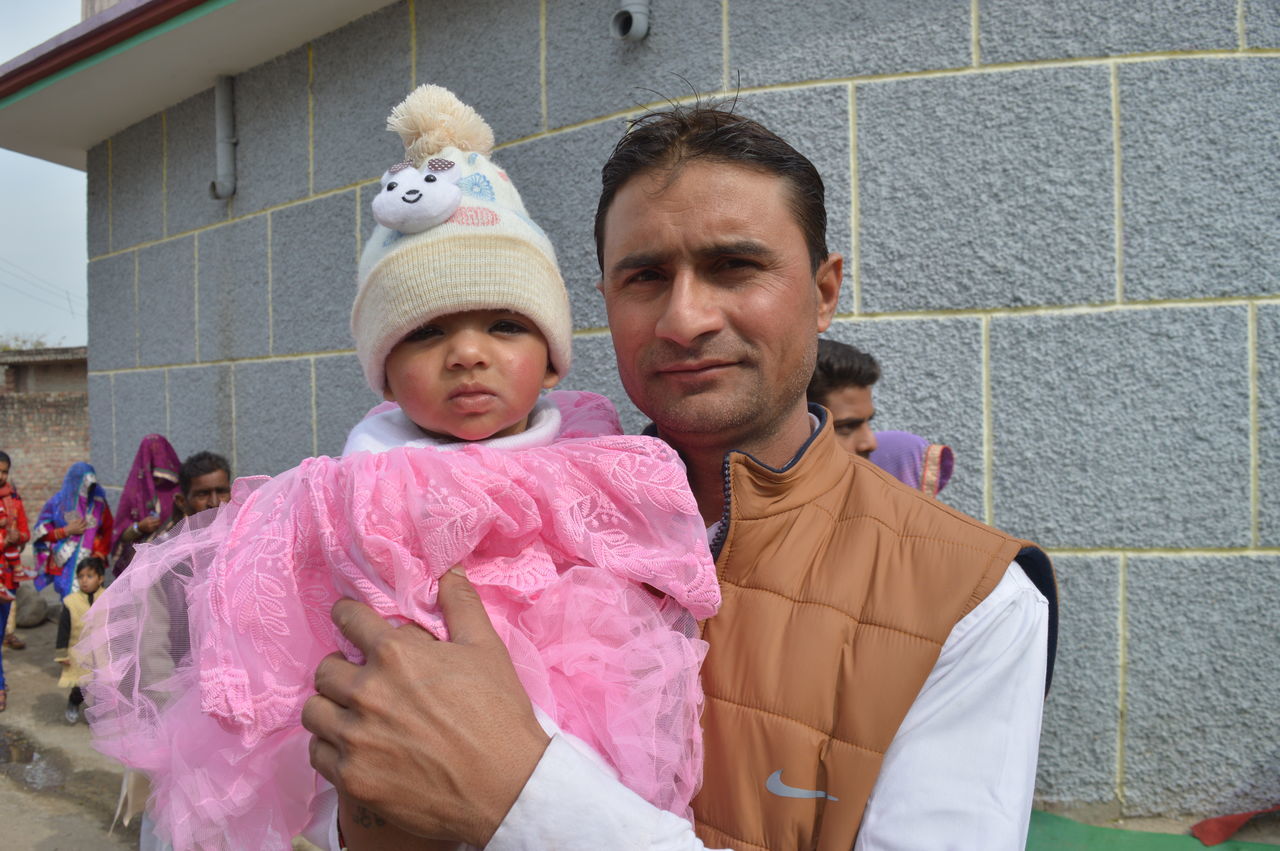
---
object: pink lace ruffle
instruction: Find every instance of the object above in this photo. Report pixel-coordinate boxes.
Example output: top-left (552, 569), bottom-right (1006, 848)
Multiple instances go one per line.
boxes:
top-left (78, 391), bottom-right (718, 850)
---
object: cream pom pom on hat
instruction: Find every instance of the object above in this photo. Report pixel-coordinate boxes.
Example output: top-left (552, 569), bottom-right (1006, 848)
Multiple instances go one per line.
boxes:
top-left (352, 85), bottom-right (572, 394)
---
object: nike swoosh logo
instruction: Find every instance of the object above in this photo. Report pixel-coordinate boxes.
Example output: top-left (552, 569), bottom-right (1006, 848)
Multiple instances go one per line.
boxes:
top-left (765, 770), bottom-right (839, 801)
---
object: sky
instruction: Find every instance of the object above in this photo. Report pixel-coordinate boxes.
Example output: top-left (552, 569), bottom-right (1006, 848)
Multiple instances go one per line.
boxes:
top-left (0, 0), bottom-right (88, 348)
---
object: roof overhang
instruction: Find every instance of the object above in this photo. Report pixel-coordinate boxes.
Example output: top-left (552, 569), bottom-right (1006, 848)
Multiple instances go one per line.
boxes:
top-left (0, 0), bottom-right (399, 170)
top-left (0, 346), bottom-right (88, 365)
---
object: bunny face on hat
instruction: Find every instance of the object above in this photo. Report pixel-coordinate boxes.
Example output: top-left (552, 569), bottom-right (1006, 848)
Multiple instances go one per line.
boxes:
top-left (371, 157), bottom-right (464, 234)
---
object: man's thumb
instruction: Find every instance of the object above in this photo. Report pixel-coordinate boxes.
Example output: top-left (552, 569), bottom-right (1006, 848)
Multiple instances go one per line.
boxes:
top-left (438, 566), bottom-right (497, 645)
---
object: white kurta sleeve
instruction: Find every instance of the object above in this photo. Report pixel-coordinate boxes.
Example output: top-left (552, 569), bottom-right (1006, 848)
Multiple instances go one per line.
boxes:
top-left (853, 562), bottom-right (1050, 851)
top-left (486, 732), bottom-right (720, 851)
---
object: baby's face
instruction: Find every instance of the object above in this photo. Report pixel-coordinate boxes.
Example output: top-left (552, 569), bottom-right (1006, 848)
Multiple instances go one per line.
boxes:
top-left (384, 309), bottom-right (559, 442)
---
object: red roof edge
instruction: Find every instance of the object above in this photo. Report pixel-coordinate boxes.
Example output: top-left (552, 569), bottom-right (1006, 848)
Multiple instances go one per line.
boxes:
top-left (0, 0), bottom-right (210, 102)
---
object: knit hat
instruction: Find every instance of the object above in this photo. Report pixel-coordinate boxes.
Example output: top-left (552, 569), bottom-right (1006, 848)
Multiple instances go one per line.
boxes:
top-left (352, 85), bottom-right (572, 394)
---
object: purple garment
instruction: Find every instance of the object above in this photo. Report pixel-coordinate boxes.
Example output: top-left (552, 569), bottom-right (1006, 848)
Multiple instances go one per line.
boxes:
top-left (111, 434), bottom-right (181, 572)
top-left (868, 431), bottom-right (954, 497)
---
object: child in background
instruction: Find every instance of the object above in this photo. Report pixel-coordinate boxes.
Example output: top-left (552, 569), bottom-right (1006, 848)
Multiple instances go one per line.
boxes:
top-left (81, 86), bottom-right (719, 851)
top-left (56, 556), bottom-right (105, 724)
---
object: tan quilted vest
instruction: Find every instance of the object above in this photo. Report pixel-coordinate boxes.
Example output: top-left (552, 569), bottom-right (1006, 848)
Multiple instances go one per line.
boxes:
top-left (691, 421), bottom-right (1037, 850)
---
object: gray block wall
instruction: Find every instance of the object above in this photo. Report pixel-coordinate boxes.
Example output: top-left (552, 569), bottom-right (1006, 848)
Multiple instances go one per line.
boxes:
top-left (83, 0), bottom-right (1278, 823)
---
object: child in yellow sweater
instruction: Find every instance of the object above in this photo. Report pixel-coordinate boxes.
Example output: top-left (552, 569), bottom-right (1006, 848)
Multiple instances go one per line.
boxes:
top-left (55, 556), bottom-right (104, 724)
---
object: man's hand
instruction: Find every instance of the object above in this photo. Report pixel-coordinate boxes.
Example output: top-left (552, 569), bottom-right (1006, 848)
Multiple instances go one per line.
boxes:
top-left (137, 515), bottom-right (162, 535)
top-left (302, 568), bottom-right (551, 846)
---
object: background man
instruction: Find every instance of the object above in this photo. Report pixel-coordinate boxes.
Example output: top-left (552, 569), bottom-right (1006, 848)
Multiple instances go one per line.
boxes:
top-left (806, 338), bottom-right (880, 457)
top-left (120, 449), bottom-right (231, 851)
top-left (175, 451), bottom-right (232, 518)
top-left (302, 105), bottom-right (1057, 850)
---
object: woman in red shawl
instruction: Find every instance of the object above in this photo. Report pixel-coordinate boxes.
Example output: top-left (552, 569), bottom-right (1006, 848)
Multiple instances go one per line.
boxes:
top-left (0, 451), bottom-right (30, 603)
top-left (0, 450), bottom-right (31, 675)
top-left (111, 434), bottom-right (182, 576)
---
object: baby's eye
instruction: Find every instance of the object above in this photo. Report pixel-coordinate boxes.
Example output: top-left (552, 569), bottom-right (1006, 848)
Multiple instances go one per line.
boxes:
top-left (492, 319), bottom-right (528, 334)
top-left (385, 182), bottom-right (398, 192)
top-left (404, 325), bottom-right (441, 342)
top-left (424, 174), bottom-right (437, 183)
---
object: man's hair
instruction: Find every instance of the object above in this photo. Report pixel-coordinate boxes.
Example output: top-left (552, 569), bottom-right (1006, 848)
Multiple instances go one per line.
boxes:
top-left (594, 102), bottom-right (829, 273)
top-left (77, 556), bottom-right (106, 577)
top-left (0, 451), bottom-right (10, 467)
top-left (179, 451), bottom-right (231, 496)
top-left (807, 338), bottom-right (881, 404)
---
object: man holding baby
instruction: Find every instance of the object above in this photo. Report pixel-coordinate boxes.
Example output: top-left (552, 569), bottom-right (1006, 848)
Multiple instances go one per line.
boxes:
top-left (304, 103), bottom-right (1057, 850)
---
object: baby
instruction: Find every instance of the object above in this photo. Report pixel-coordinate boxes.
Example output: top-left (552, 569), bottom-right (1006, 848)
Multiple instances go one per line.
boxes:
top-left (80, 86), bottom-right (718, 851)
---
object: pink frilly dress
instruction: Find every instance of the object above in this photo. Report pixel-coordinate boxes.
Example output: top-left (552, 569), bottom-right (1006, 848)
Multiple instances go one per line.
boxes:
top-left (78, 391), bottom-right (720, 850)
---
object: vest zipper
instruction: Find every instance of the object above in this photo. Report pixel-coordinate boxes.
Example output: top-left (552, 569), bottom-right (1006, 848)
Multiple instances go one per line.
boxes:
top-left (709, 453), bottom-right (732, 560)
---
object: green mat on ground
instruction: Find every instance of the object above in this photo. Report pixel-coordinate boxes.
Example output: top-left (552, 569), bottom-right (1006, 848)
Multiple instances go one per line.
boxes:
top-left (1028, 811), bottom-right (1277, 850)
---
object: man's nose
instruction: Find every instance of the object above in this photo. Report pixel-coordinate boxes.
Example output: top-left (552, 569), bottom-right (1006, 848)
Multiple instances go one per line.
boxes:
top-left (854, 427), bottom-right (878, 458)
top-left (653, 272), bottom-right (724, 347)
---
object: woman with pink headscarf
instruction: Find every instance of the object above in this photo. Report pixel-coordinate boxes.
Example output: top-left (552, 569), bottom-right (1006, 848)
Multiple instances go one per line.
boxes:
top-left (869, 431), bottom-right (955, 498)
top-left (111, 434), bottom-right (182, 576)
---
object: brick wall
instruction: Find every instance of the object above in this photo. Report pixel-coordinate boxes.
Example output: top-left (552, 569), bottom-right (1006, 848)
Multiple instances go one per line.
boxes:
top-left (0, 391), bottom-right (90, 510)
top-left (82, 0), bottom-right (1280, 821)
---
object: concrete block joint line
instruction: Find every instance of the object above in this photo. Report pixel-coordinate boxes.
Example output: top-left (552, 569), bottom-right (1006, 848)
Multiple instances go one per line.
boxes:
top-left (68, 3), bottom-right (1280, 825)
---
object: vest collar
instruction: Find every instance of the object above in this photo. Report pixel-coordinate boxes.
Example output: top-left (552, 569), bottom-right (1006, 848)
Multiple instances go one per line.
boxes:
top-left (644, 405), bottom-right (853, 550)
top-left (721, 404), bottom-right (853, 515)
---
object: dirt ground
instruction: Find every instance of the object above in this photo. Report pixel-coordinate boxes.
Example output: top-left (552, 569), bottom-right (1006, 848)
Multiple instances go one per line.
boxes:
top-left (0, 616), bottom-right (139, 851)
top-left (0, 604), bottom-right (327, 851)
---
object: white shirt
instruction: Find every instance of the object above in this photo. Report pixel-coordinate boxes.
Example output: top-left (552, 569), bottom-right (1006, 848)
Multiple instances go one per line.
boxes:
top-left (487, 562), bottom-right (1048, 851)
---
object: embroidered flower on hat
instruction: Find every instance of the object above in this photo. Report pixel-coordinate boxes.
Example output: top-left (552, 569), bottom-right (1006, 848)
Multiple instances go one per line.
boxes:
top-left (458, 173), bottom-right (496, 202)
top-left (447, 207), bottom-right (501, 227)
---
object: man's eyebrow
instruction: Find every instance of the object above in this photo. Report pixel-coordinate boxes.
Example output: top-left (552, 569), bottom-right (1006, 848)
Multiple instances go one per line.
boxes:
top-left (611, 250), bottom-right (669, 275)
top-left (697, 240), bottom-right (774, 260)
top-left (609, 240), bottom-right (776, 276)
top-left (833, 418), bottom-right (867, 428)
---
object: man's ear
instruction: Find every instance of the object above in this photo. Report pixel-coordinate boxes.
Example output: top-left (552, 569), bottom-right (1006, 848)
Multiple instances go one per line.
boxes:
top-left (174, 493), bottom-right (189, 516)
top-left (814, 253), bottom-right (843, 333)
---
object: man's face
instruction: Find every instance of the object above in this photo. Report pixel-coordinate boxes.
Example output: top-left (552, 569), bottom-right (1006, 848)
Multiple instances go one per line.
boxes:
top-left (0, 461), bottom-right (8, 487)
top-left (180, 469), bottom-right (231, 515)
top-left (821, 384), bottom-right (877, 457)
top-left (599, 162), bottom-right (841, 446)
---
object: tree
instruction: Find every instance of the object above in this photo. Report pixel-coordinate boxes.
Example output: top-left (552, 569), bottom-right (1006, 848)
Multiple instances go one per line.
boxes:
top-left (0, 332), bottom-right (62, 351)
